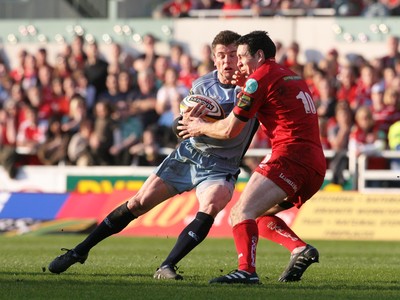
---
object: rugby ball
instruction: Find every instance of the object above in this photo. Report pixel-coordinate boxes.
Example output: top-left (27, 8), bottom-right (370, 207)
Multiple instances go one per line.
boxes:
top-left (180, 94), bottom-right (225, 122)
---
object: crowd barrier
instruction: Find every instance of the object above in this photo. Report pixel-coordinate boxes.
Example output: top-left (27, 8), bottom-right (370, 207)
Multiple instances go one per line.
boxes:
top-left (1, 190), bottom-right (399, 240)
top-left (357, 151), bottom-right (400, 193)
top-left (0, 149), bottom-right (399, 239)
top-left (1, 148), bottom-right (399, 193)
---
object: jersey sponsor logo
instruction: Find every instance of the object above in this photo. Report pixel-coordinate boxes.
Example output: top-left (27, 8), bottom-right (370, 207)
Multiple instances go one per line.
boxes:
top-left (279, 172), bottom-right (298, 192)
top-left (237, 94), bottom-right (253, 111)
top-left (244, 78), bottom-right (258, 94)
top-left (283, 75), bottom-right (302, 81)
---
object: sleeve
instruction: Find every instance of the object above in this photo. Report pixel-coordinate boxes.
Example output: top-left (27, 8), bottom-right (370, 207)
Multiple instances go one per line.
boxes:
top-left (233, 77), bottom-right (263, 122)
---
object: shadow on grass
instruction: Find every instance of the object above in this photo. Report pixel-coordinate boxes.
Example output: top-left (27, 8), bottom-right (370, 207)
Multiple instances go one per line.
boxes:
top-left (1, 271), bottom-right (400, 293)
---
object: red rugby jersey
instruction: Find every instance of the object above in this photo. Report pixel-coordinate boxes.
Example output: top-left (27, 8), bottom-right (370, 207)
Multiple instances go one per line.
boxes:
top-left (233, 59), bottom-right (326, 176)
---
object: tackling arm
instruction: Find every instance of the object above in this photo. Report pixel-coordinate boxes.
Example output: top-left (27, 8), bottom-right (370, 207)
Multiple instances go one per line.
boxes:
top-left (179, 106), bottom-right (247, 140)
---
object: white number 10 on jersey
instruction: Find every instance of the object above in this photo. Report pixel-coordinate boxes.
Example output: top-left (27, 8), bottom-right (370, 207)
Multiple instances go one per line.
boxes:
top-left (297, 91), bottom-right (316, 114)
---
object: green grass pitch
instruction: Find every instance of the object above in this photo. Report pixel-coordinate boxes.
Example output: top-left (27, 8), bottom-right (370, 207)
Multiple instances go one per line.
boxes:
top-left (1, 235), bottom-right (399, 300)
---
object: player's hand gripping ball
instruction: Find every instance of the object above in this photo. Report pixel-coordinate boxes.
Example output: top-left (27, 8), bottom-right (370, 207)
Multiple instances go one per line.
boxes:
top-left (180, 94), bottom-right (225, 122)
top-left (172, 115), bottom-right (183, 138)
top-left (172, 94), bottom-right (225, 138)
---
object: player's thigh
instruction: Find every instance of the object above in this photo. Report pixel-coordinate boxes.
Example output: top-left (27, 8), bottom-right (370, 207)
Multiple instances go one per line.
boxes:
top-left (127, 174), bottom-right (178, 215)
top-left (196, 179), bottom-right (234, 217)
top-left (232, 172), bottom-right (287, 222)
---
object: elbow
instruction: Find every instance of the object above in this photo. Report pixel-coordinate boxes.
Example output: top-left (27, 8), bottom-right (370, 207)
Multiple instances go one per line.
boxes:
top-left (221, 131), bottom-right (232, 139)
top-left (213, 114), bottom-right (243, 139)
top-left (221, 127), bottom-right (239, 139)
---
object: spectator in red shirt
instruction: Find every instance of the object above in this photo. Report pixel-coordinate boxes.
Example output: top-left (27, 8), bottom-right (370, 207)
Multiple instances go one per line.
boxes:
top-left (159, 0), bottom-right (192, 17)
top-left (52, 55), bottom-right (72, 80)
top-left (221, 0), bottom-right (243, 10)
top-left (370, 82), bottom-right (397, 135)
top-left (178, 53), bottom-right (199, 89)
top-left (35, 48), bottom-right (52, 70)
top-left (349, 105), bottom-right (387, 171)
top-left (70, 35), bottom-right (87, 70)
top-left (302, 62), bottom-right (319, 99)
top-left (38, 65), bottom-right (54, 105)
top-left (281, 41), bottom-right (303, 75)
top-left (16, 104), bottom-right (47, 164)
top-left (336, 64), bottom-right (359, 107)
top-left (9, 49), bottom-right (27, 83)
top-left (353, 63), bottom-right (379, 110)
top-left (8, 82), bottom-right (29, 127)
top-left (50, 77), bottom-right (70, 117)
top-left (25, 86), bottom-right (52, 121)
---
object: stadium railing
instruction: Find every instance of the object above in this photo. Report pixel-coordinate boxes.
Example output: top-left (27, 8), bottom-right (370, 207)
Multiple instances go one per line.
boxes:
top-left (2, 148), bottom-right (399, 193)
top-left (188, 8), bottom-right (336, 18)
top-left (357, 151), bottom-right (400, 193)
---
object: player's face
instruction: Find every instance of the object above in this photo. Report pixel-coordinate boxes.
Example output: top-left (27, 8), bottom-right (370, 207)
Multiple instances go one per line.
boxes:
top-left (213, 44), bottom-right (238, 84)
top-left (237, 44), bottom-right (259, 76)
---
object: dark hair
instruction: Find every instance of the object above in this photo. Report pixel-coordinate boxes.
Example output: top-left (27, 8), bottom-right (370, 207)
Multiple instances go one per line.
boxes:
top-left (211, 30), bottom-right (241, 51)
top-left (46, 114), bottom-right (62, 139)
top-left (236, 31), bottom-right (276, 59)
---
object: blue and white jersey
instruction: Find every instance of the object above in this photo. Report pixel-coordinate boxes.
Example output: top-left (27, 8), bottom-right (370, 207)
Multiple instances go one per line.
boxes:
top-left (185, 70), bottom-right (258, 167)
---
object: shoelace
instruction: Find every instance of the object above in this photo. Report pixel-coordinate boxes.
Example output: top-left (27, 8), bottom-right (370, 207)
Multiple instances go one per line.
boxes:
top-left (161, 264), bottom-right (180, 272)
top-left (59, 248), bottom-right (80, 259)
top-left (60, 248), bottom-right (72, 252)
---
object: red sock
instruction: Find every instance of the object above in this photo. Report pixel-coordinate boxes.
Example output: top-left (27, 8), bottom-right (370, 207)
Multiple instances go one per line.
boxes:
top-left (256, 215), bottom-right (306, 252)
top-left (232, 219), bottom-right (258, 273)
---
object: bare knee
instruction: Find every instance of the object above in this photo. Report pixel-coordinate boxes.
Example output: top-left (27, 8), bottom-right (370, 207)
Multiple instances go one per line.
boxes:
top-left (126, 195), bottom-right (151, 216)
top-left (197, 184), bottom-right (232, 218)
top-left (229, 205), bottom-right (243, 226)
top-left (199, 201), bottom-right (225, 218)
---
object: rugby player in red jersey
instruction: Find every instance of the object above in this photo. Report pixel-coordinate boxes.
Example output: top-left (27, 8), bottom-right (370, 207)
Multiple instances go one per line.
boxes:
top-left (180, 30), bottom-right (326, 284)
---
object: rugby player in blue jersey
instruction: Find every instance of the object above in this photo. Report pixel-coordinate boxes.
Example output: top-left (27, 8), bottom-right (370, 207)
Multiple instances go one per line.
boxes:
top-left (48, 30), bottom-right (258, 280)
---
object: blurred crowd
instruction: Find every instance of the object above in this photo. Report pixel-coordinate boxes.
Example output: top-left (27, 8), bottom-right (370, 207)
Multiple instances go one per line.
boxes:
top-left (0, 33), bottom-right (208, 178)
top-left (0, 31), bottom-right (400, 187)
top-left (155, 0), bottom-right (400, 17)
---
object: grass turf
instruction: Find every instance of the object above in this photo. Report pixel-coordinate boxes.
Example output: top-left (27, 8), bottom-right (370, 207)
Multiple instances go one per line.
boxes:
top-left (0, 235), bottom-right (399, 300)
